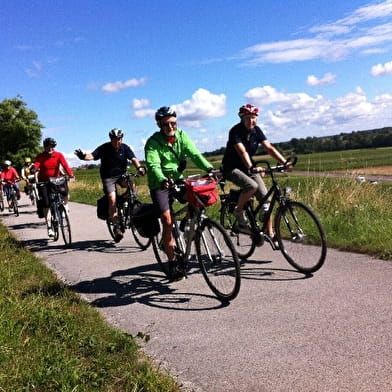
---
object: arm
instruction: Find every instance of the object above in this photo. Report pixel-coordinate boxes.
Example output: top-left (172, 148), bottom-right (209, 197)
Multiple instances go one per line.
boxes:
top-left (181, 131), bottom-right (213, 172)
top-left (75, 149), bottom-right (94, 161)
top-left (131, 157), bottom-right (146, 176)
top-left (261, 140), bottom-right (288, 165)
top-left (233, 142), bottom-right (254, 171)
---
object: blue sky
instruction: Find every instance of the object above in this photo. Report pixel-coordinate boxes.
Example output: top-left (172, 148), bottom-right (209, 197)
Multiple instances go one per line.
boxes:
top-left (2, 0), bottom-right (392, 167)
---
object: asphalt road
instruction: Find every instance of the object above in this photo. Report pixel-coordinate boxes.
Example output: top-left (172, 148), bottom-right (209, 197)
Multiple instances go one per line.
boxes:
top-left (1, 195), bottom-right (392, 392)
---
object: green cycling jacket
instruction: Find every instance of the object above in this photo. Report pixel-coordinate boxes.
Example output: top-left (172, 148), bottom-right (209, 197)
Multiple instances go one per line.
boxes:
top-left (144, 129), bottom-right (213, 190)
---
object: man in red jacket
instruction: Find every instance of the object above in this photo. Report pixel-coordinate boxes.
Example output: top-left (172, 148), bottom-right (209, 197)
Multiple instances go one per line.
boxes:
top-left (34, 137), bottom-right (74, 237)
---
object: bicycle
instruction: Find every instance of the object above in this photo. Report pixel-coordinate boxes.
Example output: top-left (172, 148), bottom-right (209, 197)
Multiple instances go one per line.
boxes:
top-left (106, 172), bottom-right (151, 250)
top-left (25, 176), bottom-right (39, 206)
top-left (219, 157), bottom-right (327, 274)
top-left (1, 180), bottom-right (20, 216)
top-left (44, 176), bottom-right (72, 246)
top-left (151, 174), bottom-right (241, 301)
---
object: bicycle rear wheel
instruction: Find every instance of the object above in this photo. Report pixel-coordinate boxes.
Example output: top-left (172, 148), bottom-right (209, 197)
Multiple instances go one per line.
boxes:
top-left (129, 200), bottom-right (151, 250)
top-left (220, 200), bottom-right (255, 260)
top-left (59, 205), bottom-right (72, 246)
top-left (275, 200), bottom-right (327, 273)
top-left (196, 218), bottom-right (241, 301)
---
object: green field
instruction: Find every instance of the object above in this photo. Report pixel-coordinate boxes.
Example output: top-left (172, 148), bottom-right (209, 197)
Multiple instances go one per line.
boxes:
top-left (70, 147), bottom-right (392, 261)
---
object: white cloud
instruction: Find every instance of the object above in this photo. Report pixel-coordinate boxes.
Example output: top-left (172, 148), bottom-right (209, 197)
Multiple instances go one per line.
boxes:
top-left (102, 77), bottom-right (147, 93)
top-left (371, 60), bottom-right (392, 76)
top-left (133, 108), bottom-right (155, 119)
top-left (240, 1), bottom-right (392, 64)
top-left (244, 84), bottom-right (392, 141)
top-left (132, 98), bottom-right (150, 109)
top-left (307, 72), bottom-right (336, 86)
top-left (174, 88), bottom-right (227, 124)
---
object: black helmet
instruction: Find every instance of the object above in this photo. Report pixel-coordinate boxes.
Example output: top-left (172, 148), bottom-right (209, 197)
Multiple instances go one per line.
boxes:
top-left (109, 128), bottom-right (124, 139)
top-left (155, 106), bottom-right (176, 121)
top-left (43, 137), bottom-right (57, 147)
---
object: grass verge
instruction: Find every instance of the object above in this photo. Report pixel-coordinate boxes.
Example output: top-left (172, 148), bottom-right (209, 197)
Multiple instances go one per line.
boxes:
top-left (0, 224), bottom-right (179, 392)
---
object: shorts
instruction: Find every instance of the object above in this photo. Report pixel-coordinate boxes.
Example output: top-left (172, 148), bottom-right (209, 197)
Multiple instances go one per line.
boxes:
top-left (150, 188), bottom-right (172, 214)
top-left (102, 175), bottom-right (133, 194)
top-left (224, 168), bottom-right (268, 203)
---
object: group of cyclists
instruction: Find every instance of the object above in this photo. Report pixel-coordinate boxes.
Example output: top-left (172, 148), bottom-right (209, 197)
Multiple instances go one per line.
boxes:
top-left (73, 104), bottom-right (291, 281)
top-left (1, 103), bottom-right (291, 281)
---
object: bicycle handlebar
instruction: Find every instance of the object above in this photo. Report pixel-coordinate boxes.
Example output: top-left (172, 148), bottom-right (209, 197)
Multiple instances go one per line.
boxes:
top-left (254, 156), bottom-right (297, 173)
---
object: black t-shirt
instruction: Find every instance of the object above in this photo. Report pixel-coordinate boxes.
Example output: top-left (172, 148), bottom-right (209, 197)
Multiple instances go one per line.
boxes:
top-left (222, 122), bottom-right (267, 173)
top-left (92, 142), bottom-right (136, 179)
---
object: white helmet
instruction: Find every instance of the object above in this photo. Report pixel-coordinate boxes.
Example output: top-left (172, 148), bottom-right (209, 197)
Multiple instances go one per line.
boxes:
top-left (4, 160), bottom-right (11, 166)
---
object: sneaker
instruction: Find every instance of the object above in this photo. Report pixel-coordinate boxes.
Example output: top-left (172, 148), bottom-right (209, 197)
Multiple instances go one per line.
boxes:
top-left (168, 260), bottom-right (185, 282)
top-left (233, 209), bottom-right (251, 234)
top-left (48, 228), bottom-right (55, 238)
top-left (113, 225), bottom-right (123, 243)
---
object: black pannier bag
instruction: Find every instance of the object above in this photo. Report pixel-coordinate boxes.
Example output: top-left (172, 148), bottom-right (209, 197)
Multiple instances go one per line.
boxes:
top-left (97, 195), bottom-right (108, 220)
top-left (132, 203), bottom-right (160, 238)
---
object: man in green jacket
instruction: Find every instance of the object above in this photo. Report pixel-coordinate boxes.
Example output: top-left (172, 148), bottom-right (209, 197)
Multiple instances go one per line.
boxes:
top-left (145, 106), bottom-right (214, 281)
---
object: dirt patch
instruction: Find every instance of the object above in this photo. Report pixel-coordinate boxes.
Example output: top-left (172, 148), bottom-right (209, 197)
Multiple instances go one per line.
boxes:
top-left (336, 165), bottom-right (392, 176)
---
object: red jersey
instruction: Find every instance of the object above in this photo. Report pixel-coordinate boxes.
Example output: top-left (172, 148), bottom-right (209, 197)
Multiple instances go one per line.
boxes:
top-left (34, 151), bottom-right (73, 182)
top-left (0, 167), bottom-right (20, 184)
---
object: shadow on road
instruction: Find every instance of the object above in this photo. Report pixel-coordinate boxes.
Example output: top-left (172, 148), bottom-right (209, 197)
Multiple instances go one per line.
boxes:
top-left (71, 263), bottom-right (230, 311)
top-left (239, 258), bottom-right (312, 281)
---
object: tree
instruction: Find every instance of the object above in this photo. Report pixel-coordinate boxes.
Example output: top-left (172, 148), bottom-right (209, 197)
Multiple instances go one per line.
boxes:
top-left (0, 96), bottom-right (43, 169)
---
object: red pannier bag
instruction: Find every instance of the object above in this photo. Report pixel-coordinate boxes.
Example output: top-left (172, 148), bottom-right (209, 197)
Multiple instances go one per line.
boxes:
top-left (185, 177), bottom-right (218, 208)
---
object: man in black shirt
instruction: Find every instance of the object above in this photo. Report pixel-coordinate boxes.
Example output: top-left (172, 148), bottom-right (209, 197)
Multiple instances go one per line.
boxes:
top-left (75, 128), bottom-right (146, 242)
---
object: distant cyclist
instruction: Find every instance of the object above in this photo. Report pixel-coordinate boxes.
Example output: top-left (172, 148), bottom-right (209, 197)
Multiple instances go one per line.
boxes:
top-left (74, 128), bottom-right (146, 243)
top-left (221, 104), bottom-right (292, 247)
top-left (21, 157), bottom-right (36, 196)
top-left (0, 160), bottom-right (21, 212)
top-left (34, 138), bottom-right (74, 238)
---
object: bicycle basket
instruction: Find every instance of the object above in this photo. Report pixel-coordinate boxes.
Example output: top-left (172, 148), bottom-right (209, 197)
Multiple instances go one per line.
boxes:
top-left (132, 203), bottom-right (160, 238)
top-left (96, 195), bottom-right (109, 220)
top-left (185, 177), bottom-right (218, 208)
top-left (49, 176), bottom-right (67, 194)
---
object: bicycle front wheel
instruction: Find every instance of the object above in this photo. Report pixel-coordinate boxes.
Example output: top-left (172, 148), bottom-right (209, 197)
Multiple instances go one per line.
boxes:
top-left (51, 207), bottom-right (59, 242)
top-left (196, 218), bottom-right (241, 301)
top-left (220, 200), bottom-right (255, 260)
top-left (13, 196), bottom-right (19, 217)
top-left (151, 220), bottom-right (172, 279)
top-left (130, 201), bottom-right (151, 250)
top-left (59, 205), bottom-right (72, 246)
top-left (275, 200), bottom-right (327, 273)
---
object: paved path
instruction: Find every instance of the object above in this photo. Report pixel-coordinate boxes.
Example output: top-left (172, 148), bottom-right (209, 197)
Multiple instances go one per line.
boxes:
top-left (1, 196), bottom-right (392, 392)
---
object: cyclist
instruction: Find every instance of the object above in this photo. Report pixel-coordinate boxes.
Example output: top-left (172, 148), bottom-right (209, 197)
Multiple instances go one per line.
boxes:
top-left (34, 137), bottom-right (74, 238)
top-left (0, 160), bottom-right (21, 212)
top-left (21, 157), bottom-right (36, 196)
top-left (74, 128), bottom-right (146, 243)
top-left (145, 106), bottom-right (214, 281)
top-left (221, 104), bottom-right (292, 247)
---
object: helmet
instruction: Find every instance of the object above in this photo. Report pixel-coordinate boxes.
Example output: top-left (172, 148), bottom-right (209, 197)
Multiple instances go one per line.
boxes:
top-left (155, 106), bottom-right (176, 121)
top-left (25, 157), bottom-right (31, 163)
top-left (109, 128), bottom-right (124, 139)
top-left (43, 137), bottom-right (57, 147)
top-left (4, 160), bottom-right (11, 166)
top-left (238, 104), bottom-right (259, 118)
